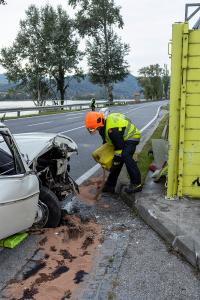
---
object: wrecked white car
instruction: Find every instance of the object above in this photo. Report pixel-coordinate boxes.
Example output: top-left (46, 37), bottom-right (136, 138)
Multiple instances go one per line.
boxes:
top-left (0, 122), bottom-right (78, 241)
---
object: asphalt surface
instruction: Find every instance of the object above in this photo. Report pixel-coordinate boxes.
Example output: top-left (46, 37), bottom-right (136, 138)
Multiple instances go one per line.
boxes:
top-left (76, 175), bottom-right (200, 300)
top-left (1, 100), bottom-right (200, 299)
top-left (5, 101), bottom-right (165, 181)
top-left (0, 100), bottom-right (171, 297)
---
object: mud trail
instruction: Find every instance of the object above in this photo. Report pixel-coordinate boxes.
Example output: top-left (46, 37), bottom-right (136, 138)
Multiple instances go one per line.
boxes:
top-left (78, 176), bottom-right (105, 204)
top-left (4, 178), bottom-right (104, 300)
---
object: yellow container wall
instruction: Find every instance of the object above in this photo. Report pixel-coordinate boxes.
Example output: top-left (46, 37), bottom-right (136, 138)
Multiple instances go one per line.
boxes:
top-left (183, 31), bottom-right (200, 197)
top-left (168, 22), bottom-right (200, 198)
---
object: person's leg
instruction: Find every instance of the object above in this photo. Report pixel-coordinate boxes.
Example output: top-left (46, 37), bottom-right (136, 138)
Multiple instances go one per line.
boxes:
top-left (122, 141), bottom-right (141, 186)
top-left (103, 161), bottom-right (124, 192)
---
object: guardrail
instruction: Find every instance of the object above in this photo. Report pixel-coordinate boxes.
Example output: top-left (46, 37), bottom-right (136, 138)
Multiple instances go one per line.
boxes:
top-left (0, 100), bottom-right (135, 118)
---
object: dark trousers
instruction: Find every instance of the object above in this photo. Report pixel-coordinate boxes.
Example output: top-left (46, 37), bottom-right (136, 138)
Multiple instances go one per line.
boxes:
top-left (106, 140), bottom-right (141, 188)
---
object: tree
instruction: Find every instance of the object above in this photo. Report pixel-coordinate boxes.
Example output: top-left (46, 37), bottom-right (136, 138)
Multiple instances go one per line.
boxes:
top-left (162, 64), bottom-right (170, 99)
top-left (69, 0), bottom-right (129, 103)
top-left (68, 0), bottom-right (123, 36)
top-left (87, 29), bottom-right (129, 102)
top-left (0, 0), bottom-right (7, 4)
top-left (0, 5), bottom-right (83, 105)
top-left (138, 64), bottom-right (164, 100)
top-left (1, 37), bottom-right (48, 105)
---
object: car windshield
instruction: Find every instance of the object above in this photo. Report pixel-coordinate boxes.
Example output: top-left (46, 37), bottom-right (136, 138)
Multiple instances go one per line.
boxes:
top-left (0, 131), bottom-right (25, 176)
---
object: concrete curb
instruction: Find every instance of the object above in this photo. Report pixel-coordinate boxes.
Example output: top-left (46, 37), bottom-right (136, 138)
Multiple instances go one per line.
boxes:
top-left (136, 194), bottom-right (200, 269)
top-left (121, 182), bottom-right (200, 270)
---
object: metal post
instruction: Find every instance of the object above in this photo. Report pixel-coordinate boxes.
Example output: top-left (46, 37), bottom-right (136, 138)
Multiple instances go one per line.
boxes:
top-left (167, 23), bottom-right (184, 198)
top-left (185, 3), bottom-right (200, 21)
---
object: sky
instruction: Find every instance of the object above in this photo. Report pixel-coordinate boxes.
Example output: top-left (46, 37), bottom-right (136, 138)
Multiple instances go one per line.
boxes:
top-left (0, 0), bottom-right (199, 75)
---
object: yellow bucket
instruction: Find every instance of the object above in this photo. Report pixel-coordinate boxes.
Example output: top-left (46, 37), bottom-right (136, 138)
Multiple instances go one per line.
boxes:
top-left (92, 143), bottom-right (114, 170)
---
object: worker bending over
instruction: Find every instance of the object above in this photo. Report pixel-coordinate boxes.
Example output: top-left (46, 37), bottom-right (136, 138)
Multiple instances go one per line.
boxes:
top-left (85, 111), bottom-right (142, 194)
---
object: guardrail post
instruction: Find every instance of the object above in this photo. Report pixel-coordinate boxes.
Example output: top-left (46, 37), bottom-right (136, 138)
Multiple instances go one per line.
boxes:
top-left (0, 100), bottom-right (132, 118)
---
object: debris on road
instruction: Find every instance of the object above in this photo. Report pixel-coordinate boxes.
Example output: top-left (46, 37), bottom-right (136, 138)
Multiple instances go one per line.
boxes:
top-left (3, 185), bottom-right (102, 300)
top-left (73, 270), bottom-right (89, 284)
top-left (78, 176), bottom-right (106, 204)
top-left (0, 233), bottom-right (29, 249)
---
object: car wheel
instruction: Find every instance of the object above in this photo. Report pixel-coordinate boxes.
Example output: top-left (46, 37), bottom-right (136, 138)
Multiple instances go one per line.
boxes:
top-left (39, 186), bottom-right (61, 228)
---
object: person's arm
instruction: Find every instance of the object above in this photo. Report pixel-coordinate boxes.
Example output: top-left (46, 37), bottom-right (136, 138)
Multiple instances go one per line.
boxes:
top-left (108, 128), bottom-right (125, 154)
top-left (98, 127), bottom-right (106, 144)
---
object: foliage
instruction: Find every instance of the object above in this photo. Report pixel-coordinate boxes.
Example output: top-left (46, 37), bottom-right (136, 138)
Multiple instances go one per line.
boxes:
top-left (0, 5), bottom-right (83, 105)
top-left (138, 64), bottom-right (170, 100)
top-left (138, 115), bottom-right (168, 184)
top-left (69, 0), bottom-right (123, 36)
top-left (22, 77), bottom-right (54, 106)
top-left (0, 0), bottom-right (7, 4)
top-left (162, 64), bottom-right (170, 99)
top-left (69, 0), bottom-right (130, 103)
top-left (87, 30), bottom-right (129, 101)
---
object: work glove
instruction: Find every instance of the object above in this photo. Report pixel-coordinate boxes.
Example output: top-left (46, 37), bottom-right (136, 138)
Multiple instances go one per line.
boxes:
top-left (112, 155), bottom-right (123, 167)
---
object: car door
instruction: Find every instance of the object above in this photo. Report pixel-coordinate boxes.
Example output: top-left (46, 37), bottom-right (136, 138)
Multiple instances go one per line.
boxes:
top-left (0, 129), bottom-right (39, 240)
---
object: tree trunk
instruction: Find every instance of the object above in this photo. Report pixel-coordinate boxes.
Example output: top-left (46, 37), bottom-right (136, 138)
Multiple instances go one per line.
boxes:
top-left (60, 90), bottom-right (65, 106)
top-left (37, 79), bottom-right (42, 113)
top-left (57, 68), bottom-right (65, 109)
top-left (106, 84), bottom-right (113, 105)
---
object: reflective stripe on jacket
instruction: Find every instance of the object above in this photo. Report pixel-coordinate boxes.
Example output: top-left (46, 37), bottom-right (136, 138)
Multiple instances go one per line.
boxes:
top-left (105, 113), bottom-right (140, 145)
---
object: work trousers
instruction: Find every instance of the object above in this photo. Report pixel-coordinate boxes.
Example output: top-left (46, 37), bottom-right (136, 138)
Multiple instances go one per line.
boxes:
top-left (106, 140), bottom-right (141, 188)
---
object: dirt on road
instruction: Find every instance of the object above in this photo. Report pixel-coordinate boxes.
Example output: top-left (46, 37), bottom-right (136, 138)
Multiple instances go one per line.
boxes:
top-left (4, 178), bottom-right (104, 300)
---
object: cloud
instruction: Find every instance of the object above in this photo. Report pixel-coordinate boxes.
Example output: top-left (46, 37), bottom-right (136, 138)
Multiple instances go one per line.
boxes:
top-left (0, 0), bottom-right (200, 74)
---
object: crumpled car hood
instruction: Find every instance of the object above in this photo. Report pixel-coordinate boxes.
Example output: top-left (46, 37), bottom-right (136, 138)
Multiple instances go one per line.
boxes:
top-left (14, 132), bottom-right (78, 165)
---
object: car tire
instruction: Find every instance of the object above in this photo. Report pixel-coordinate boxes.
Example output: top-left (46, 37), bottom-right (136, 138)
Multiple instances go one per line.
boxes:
top-left (39, 186), bottom-right (61, 228)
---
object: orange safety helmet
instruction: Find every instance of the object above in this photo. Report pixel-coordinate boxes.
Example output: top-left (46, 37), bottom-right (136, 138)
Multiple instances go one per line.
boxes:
top-left (85, 111), bottom-right (105, 133)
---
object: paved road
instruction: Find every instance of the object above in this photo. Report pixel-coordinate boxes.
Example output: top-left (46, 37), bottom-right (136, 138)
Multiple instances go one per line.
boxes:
top-left (0, 100), bottom-right (169, 296)
top-left (5, 101), bottom-right (165, 181)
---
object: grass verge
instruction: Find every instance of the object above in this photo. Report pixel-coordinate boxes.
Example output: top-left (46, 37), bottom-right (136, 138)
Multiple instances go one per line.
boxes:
top-left (137, 114), bottom-right (168, 184)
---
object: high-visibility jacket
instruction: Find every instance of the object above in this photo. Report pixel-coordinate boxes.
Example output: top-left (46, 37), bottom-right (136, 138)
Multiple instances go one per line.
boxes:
top-left (105, 113), bottom-right (140, 145)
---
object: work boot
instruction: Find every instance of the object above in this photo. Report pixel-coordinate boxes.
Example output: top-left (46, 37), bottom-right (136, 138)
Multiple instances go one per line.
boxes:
top-left (102, 185), bottom-right (115, 194)
top-left (124, 184), bottom-right (142, 194)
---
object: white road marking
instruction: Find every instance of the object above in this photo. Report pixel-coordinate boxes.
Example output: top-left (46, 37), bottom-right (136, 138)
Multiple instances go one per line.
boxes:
top-left (140, 106), bottom-right (161, 133)
top-left (59, 125), bottom-right (85, 134)
top-left (66, 116), bottom-right (83, 120)
top-left (125, 104), bottom-right (155, 114)
top-left (75, 105), bottom-right (162, 185)
top-left (27, 121), bottom-right (52, 127)
top-left (76, 164), bottom-right (101, 185)
top-left (27, 112), bottom-right (84, 126)
top-left (27, 107), bottom-right (147, 129)
top-left (5, 110), bottom-right (86, 122)
top-left (59, 103), bottom-right (157, 135)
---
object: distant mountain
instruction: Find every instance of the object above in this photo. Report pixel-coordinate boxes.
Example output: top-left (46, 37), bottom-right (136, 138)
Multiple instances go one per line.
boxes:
top-left (0, 73), bottom-right (140, 99)
top-left (66, 74), bottom-right (140, 99)
top-left (0, 74), bottom-right (16, 92)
